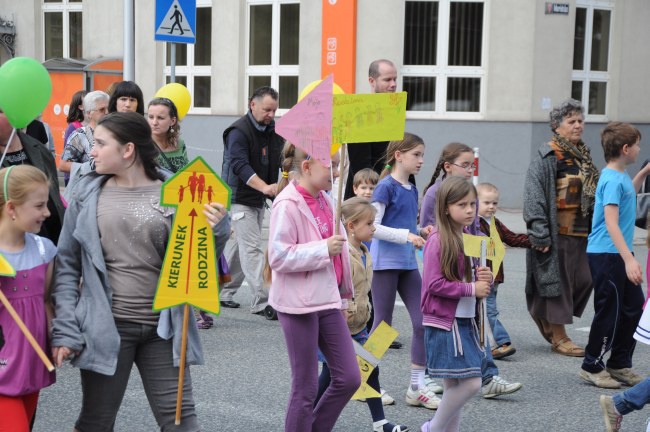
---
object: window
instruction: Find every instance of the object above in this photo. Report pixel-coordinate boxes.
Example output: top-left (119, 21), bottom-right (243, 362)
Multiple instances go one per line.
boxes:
top-left (246, 0), bottom-right (300, 110)
top-left (164, 4), bottom-right (212, 113)
top-left (402, 0), bottom-right (485, 116)
top-left (572, 2), bottom-right (612, 117)
top-left (42, 0), bottom-right (83, 60)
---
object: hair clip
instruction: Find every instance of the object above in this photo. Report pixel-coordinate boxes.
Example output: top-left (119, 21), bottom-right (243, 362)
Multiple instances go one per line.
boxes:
top-left (385, 164), bottom-right (392, 170)
top-left (282, 171), bottom-right (289, 179)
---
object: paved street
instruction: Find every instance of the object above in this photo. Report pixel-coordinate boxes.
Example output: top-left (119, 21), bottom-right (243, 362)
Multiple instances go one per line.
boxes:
top-left (34, 210), bottom-right (650, 431)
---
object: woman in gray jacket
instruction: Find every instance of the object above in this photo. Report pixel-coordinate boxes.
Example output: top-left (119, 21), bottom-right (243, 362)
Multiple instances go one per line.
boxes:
top-left (50, 112), bottom-right (230, 431)
top-left (523, 99), bottom-right (598, 357)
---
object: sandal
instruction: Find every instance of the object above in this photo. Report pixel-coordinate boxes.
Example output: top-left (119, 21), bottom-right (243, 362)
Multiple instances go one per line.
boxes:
top-left (531, 315), bottom-right (552, 343)
top-left (551, 336), bottom-right (585, 357)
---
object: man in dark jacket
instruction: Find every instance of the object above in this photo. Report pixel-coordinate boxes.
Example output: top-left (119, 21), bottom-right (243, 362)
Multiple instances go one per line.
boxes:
top-left (220, 87), bottom-right (283, 314)
top-left (0, 110), bottom-right (65, 244)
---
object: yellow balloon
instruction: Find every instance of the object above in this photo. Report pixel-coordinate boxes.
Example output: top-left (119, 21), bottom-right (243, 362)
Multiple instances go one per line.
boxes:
top-left (154, 83), bottom-right (191, 120)
top-left (298, 79), bottom-right (345, 154)
top-left (298, 79), bottom-right (345, 102)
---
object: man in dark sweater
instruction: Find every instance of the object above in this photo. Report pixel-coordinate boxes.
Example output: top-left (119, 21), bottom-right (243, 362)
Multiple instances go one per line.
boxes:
top-left (220, 87), bottom-right (283, 314)
top-left (0, 110), bottom-right (65, 245)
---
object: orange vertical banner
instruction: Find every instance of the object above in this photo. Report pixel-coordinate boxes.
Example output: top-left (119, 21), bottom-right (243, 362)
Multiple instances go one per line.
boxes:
top-left (321, 0), bottom-right (357, 94)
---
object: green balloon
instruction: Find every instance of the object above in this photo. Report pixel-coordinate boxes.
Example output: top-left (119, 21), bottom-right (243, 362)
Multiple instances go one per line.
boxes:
top-left (0, 57), bottom-right (53, 129)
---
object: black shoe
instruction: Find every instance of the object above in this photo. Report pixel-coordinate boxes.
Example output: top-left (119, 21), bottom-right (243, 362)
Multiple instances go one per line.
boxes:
top-left (264, 305), bottom-right (278, 321)
top-left (220, 300), bottom-right (240, 309)
top-left (389, 340), bottom-right (403, 349)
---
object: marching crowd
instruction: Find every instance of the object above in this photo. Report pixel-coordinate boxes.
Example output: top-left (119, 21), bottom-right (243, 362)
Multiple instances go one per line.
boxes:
top-left (0, 58), bottom-right (649, 432)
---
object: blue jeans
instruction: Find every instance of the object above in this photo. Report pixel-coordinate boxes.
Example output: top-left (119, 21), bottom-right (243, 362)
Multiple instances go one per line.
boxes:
top-left (614, 377), bottom-right (650, 415)
top-left (482, 338), bottom-right (499, 384)
top-left (486, 283), bottom-right (511, 346)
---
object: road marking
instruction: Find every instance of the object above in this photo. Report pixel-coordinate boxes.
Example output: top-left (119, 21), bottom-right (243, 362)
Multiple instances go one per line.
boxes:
top-left (576, 326), bottom-right (591, 332)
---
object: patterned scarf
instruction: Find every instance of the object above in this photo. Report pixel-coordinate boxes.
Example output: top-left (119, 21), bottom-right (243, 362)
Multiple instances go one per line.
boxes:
top-left (552, 134), bottom-right (599, 218)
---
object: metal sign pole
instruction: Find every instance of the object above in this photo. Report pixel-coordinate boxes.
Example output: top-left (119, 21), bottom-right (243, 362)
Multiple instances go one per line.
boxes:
top-left (170, 43), bottom-right (176, 83)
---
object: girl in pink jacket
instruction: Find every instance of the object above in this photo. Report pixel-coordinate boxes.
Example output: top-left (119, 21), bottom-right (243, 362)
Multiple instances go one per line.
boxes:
top-left (268, 143), bottom-right (360, 432)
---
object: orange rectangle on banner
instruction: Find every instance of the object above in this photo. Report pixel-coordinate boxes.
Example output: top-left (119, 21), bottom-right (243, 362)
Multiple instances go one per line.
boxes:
top-left (321, 0), bottom-right (357, 94)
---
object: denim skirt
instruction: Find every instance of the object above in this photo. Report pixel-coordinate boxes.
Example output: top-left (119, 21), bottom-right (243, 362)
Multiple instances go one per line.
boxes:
top-left (425, 318), bottom-right (483, 379)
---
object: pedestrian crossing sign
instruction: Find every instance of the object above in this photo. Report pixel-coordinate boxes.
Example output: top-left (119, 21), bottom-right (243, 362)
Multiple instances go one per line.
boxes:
top-left (155, 0), bottom-right (196, 44)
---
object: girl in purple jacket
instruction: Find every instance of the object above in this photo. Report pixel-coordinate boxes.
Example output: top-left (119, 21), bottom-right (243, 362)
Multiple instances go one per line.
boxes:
top-left (420, 176), bottom-right (492, 432)
top-left (267, 143), bottom-right (360, 432)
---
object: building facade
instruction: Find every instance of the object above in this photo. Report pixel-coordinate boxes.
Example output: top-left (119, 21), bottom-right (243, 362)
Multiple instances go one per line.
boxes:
top-left (2, 0), bottom-right (649, 206)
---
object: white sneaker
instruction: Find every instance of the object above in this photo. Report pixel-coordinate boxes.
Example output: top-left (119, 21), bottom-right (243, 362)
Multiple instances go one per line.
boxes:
top-left (481, 375), bottom-right (522, 399)
top-left (357, 388), bottom-right (395, 405)
top-left (380, 388), bottom-right (395, 406)
top-left (424, 376), bottom-right (443, 394)
top-left (405, 386), bottom-right (440, 409)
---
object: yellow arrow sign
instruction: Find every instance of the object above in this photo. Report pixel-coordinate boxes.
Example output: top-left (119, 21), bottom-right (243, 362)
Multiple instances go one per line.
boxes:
top-left (463, 217), bottom-right (505, 275)
top-left (0, 253), bottom-right (16, 277)
top-left (153, 157), bottom-right (231, 315)
top-left (351, 321), bottom-right (399, 400)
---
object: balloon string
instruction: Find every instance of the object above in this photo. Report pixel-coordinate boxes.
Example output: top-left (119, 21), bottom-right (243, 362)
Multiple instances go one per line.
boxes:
top-left (0, 128), bottom-right (17, 167)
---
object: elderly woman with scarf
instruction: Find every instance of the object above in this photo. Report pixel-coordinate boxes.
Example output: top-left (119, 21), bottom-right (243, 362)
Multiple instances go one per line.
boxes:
top-left (523, 99), bottom-right (599, 357)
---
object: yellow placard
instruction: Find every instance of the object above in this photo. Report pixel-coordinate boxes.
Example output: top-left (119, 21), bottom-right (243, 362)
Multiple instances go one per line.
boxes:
top-left (463, 218), bottom-right (506, 275)
top-left (153, 157), bottom-right (231, 315)
top-left (351, 321), bottom-right (399, 400)
top-left (0, 253), bottom-right (15, 277)
top-left (332, 92), bottom-right (407, 144)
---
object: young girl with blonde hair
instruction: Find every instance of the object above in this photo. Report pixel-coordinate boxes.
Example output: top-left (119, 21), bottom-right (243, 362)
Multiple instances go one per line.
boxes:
top-left (0, 165), bottom-right (57, 430)
top-left (268, 143), bottom-right (360, 431)
top-left (316, 197), bottom-right (409, 432)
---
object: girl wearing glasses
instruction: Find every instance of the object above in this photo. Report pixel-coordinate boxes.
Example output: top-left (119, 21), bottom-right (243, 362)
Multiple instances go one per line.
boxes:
top-left (420, 142), bottom-right (475, 228)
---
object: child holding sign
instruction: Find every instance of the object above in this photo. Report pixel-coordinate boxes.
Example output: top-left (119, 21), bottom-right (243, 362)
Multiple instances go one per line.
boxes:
top-left (476, 182), bottom-right (531, 359)
top-left (0, 165), bottom-right (56, 431)
top-left (315, 197), bottom-right (409, 432)
top-left (51, 112), bottom-right (230, 431)
top-left (420, 176), bottom-right (492, 432)
top-left (267, 143), bottom-right (360, 432)
top-left (419, 142), bottom-right (522, 399)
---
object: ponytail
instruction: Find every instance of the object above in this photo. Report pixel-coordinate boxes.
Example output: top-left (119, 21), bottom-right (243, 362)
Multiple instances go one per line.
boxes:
top-left (277, 141), bottom-right (308, 195)
top-left (380, 132), bottom-right (425, 180)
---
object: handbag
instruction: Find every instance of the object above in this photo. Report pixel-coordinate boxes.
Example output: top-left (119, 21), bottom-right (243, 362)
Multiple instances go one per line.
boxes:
top-left (636, 160), bottom-right (650, 229)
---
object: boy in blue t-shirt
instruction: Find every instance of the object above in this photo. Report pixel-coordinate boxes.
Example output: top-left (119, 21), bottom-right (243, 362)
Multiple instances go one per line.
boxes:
top-left (580, 122), bottom-right (650, 389)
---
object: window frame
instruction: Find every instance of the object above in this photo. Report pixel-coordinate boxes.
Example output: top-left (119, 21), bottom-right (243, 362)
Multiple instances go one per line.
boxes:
top-left (163, 1), bottom-right (213, 114)
top-left (401, 0), bottom-right (488, 120)
top-left (572, 0), bottom-right (614, 121)
top-left (245, 0), bottom-right (300, 114)
top-left (42, 0), bottom-right (83, 60)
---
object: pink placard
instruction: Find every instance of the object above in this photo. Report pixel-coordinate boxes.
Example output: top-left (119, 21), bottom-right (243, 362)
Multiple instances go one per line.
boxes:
top-left (276, 75), bottom-right (334, 166)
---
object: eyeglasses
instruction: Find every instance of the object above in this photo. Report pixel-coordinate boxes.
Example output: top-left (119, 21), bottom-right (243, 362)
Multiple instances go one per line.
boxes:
top-left (450, 162), bottom-right (476, 171)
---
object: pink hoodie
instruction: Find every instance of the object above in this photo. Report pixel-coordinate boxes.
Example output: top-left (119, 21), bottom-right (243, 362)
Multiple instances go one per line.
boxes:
top-left (268, 181), bottom-right (353, 314)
